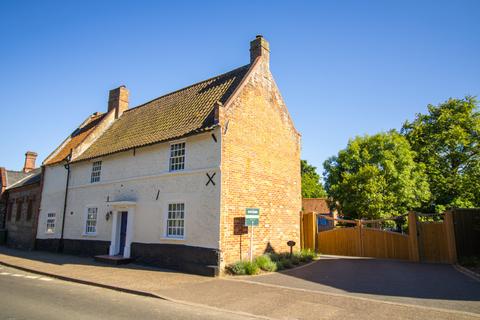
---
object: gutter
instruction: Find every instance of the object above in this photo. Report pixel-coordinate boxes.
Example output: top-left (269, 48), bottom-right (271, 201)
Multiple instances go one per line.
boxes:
top-left (58, 150), bottom-right (72, 253)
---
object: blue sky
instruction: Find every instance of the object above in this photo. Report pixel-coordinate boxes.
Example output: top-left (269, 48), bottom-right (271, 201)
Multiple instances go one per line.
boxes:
top-left (1, 1), bottom-right (479, 174)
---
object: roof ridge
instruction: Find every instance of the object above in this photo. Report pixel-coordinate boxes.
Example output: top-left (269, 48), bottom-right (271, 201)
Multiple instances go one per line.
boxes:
top-left (124, 64), bottom-right (250, 114)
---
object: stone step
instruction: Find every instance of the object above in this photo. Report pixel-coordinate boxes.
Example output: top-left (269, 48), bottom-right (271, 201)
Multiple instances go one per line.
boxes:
top-left (94, 255), bottom-right (133, 265)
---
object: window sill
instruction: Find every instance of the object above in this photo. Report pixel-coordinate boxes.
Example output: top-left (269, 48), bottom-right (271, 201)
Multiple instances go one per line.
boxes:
top-left (82, 233), bottom-right (97, 237)
top-left (160, 237), bottom-right (186, 241)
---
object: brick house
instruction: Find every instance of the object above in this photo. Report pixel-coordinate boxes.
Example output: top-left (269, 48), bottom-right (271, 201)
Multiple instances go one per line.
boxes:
top-left (36, 36), bottom-right (301, 275)
top-left (0, 152), bottom-right (42, 249)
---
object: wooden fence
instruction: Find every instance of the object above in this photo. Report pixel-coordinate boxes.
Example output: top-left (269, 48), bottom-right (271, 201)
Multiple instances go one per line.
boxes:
top-left (301, 211), bottom-right (458, 264)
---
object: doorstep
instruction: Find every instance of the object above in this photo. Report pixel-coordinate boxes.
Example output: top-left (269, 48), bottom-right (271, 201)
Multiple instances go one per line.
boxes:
top-left (94, 255), bottom-right (134, 265)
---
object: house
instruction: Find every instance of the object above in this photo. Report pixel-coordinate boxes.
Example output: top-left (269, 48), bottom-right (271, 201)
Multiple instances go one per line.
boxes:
top-left (36, 36), bottom-right (301, 275)
top-left (0, 152), bottom-right (42, 249)
top-left (302, 198), bottom-right (337, 231)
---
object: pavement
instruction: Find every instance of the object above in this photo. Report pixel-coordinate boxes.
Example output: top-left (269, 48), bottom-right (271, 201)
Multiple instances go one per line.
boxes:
top-left (0, 247), bottom-right (479, 320)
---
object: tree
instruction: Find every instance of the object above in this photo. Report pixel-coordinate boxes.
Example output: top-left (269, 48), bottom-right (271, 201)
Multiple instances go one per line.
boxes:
top-left (402, 97), bottom-right (480, 212)
top-left (301, 160), bottom-right (327, 198)
top-left (323, 131), bottom-right (430, 219)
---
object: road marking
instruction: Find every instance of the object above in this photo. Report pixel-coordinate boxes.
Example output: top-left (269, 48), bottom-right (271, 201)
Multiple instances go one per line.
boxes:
top-left (0, 272), bottom-right (11, 275)
top-left (25, 275), bottom-right (39, 279)
top-left (39, 277), bottom-right (53, 281)
top-left (11, 274), bottom-right (24, 277)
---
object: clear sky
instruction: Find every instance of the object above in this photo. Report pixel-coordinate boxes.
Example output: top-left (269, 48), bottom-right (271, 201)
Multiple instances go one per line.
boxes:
top-left (1, 1), bottom-right (479, 174)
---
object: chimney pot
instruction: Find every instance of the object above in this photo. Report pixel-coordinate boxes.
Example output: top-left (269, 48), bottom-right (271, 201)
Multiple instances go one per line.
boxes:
top-left (108, 86), bottom-right (129, 119)
top-left (23, 151), bottom-right (37, 173)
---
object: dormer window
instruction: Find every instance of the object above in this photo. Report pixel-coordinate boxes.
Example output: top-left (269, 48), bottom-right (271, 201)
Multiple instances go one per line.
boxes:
top-left (90, 161), bottom-right (102, 183)
top-left (169, 142), bottom-right (185, 171)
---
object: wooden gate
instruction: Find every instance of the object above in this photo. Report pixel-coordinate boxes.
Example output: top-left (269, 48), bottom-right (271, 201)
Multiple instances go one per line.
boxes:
top-left (451, 209), bottom-right (480, 258)
top-left (302, 211), bottom-right (457, 263)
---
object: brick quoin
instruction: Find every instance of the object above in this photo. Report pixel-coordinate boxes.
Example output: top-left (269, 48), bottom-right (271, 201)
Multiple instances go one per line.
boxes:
top-left (219, 36), bottom-right (301, 267)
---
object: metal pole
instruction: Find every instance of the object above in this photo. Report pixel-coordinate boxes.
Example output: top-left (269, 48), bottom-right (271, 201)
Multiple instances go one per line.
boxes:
top-left (250, 221), bottom-right (254, 262)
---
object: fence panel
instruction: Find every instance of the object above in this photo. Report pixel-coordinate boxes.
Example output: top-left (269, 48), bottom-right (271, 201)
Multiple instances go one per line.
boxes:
top-left (362, 228), bottom-right (410, 260)
top-left (318, 227), bottom-right (359, 256)
top-left (452, 209), bottom-right (480, 258)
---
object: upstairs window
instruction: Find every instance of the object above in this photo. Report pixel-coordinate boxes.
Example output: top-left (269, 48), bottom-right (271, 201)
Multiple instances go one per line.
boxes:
top-left (85, 207), bottom-right (98, 235)
top-left (46, 213), bottom-right (56, 233)
top-left (169, 142), bottom-right (185, 171)
top-left (166, 203), bottom-right (185, 238)
top-left (91, 161), bottom-right (102, 183)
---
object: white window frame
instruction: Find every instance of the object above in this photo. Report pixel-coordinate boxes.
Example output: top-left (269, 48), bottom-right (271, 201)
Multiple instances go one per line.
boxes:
top-left (165, 202), bottom-right (186, 239)
top-left (90, 160), bottom-right (102, 183)
top-left (46, 212), bottom-right (56, 234)
top-left (169, 141), bottom-right (186, 172)
top-left (84, 206), bottom-right (98, 235)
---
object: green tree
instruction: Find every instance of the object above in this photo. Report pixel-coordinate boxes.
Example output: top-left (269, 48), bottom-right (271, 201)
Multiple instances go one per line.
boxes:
top-left (402, 97), bottom-right (480, 212)
top-left (301, 160), bottom-right (327, 198)
top-left (323, 131), bottom-right (430, 219)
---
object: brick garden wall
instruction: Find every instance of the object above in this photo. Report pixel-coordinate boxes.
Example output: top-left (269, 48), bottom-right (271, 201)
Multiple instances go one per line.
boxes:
top-left (219, 59), bottom-right (301, 266)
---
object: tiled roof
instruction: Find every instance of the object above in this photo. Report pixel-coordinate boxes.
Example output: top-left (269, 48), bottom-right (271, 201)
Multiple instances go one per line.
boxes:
top-left (7, 168), bottom-right (41, 190)
top-left (75, 65), bottom-right (250, 161)
top-left (5, 170), bottom-right (30, 188)
top-left (44, 113), bottom-right (106, 165)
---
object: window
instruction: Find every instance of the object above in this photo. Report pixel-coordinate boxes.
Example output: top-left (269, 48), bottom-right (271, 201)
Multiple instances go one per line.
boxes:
top-left (85, 207), bottom-right (98, 234)
top-left (26, 196), bottom-right (35, 221)
top-left (7, 201), bottom-right (13, 221)
top-left (90, 161), bottom-right (102, 183)
top-left (169, 142), bottom-right (185, 171)
top-left (46, 213), bottom-right (56, 233)
top-left (15, 199), bottom-right (23, 221)
top-left (166, 203), bottom-right (185, 238)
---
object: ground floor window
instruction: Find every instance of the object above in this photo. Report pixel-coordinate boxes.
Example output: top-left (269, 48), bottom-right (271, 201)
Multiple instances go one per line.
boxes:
top-left (46, 213), bottom-right (56, 233)
top-left (167, 203), bottom-right (185, 238)
top-left (85, 207), bottom-right (98, 234)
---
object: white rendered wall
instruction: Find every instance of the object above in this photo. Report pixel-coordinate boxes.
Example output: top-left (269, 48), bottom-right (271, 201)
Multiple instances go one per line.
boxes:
top-left (62, 129), bottom-right (221, 249)
top-left (37, 164), bottom-right (68, 239)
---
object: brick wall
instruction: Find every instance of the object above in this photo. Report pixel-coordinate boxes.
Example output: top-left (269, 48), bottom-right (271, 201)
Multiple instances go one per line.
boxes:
top-left (5, 183), bottom-right (41, 249)
top-left (219, 59), bottom-right (301, 266)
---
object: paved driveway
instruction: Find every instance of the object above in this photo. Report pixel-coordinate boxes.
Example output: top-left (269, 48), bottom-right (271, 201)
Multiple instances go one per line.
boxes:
top-left (246, 255), bottom-right (480, 314)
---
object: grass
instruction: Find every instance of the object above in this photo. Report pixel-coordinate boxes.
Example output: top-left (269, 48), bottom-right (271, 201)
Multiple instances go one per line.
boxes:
top-left (227, 249), bottom-right (317, 275)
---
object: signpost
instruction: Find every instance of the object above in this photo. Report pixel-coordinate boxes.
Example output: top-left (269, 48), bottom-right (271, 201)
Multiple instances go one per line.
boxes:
top-left (245, 208), bottom-right (259, 262)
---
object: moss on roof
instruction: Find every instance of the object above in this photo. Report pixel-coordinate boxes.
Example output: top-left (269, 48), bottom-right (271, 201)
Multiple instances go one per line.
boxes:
top-left (76, 65), bottom-right (250, 161)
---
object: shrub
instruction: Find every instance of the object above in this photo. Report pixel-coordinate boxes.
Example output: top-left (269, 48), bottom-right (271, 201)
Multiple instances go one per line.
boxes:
top-left (280, 258), bottom-right (293, 269)
top-left (276, 260), bottom-right (285, 271)
top-left (460, 256), bottom-right (480, 267)
top-left (299, 249), bottom-right (316, 262)
top-left (255, 255), bottom-right (277, 272)
top-left (244, 261), bottom-right (260, 275)
top-left (291, 255), bottom-right (300, 265)
top-left (227, 261), bottom-right (246, 275)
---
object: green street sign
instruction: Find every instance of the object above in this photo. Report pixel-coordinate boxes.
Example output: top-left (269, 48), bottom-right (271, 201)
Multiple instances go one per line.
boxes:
top-left (245, 208), bottom-right (259, 226)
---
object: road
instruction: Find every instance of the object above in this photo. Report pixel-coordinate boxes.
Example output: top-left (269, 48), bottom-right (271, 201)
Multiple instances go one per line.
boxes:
top-left (0, 265), bottom-right (256, 320)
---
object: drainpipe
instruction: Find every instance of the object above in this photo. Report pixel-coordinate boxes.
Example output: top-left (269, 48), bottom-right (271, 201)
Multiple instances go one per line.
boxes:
top-left (58, 150), bottom-right (72, 253)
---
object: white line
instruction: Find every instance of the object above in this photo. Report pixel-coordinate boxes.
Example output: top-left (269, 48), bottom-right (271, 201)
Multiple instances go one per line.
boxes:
top-left (25, 275), bottom-right (39, 279)
top-left (39, 277), bottom-right (53, 281)
top-left (12, 274), bottom-right (24, 277)
top-left (0, 272), bottom-right (11, 275)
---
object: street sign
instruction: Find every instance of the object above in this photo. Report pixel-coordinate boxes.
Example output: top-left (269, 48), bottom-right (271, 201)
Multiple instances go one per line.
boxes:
top-left (245, 208), bottom-right (259, 226)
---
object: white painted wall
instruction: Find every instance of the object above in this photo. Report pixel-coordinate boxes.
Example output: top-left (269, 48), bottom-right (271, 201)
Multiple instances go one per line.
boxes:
top-left (60, 129), bottom-right (222, 249)
top-left (37, 164), bottom-right (68, 239)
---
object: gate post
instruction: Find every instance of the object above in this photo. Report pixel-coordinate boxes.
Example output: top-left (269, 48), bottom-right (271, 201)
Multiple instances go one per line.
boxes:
top-left (444, 210), bottom-right (458, 264)
top-left (408, 211), bottom-right (420, 262)
top-left (356, 220), bottom-right (363, 257)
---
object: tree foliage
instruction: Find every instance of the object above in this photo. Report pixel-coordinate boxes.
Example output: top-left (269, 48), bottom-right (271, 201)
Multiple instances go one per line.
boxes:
top-left (323, 131), bottom-right (430, 219)
top-left (301, 160), bottom-right (327, 198)
top-left (402, 97), bottom-right (480, 212)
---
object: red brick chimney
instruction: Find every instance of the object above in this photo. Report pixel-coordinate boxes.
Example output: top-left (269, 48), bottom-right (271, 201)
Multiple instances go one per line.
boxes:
top-left (250, 35), bottom-right (270, 65)
top-left (108, 85), bottom-right (129, 119)
top-left (23, 151), bottom-right (37, 173)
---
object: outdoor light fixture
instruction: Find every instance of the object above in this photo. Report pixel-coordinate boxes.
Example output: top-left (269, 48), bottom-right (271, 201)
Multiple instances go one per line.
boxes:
top-left (105, 211), bottom-right (112, 221)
